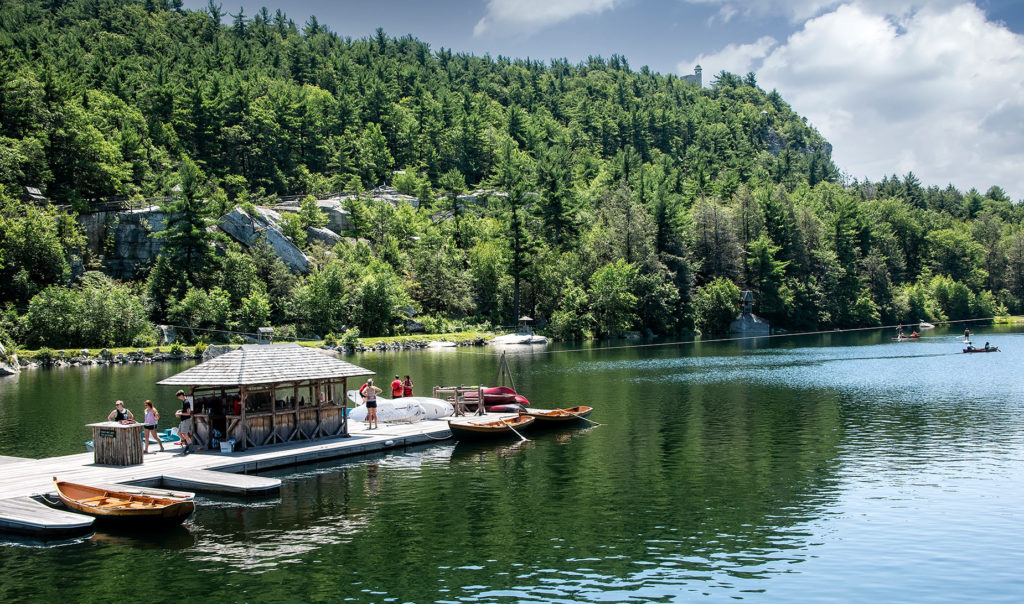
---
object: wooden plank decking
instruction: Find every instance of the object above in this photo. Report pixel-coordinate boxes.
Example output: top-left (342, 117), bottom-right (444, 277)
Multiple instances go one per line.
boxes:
top-left (162, 469), bottom-right (280, 495)
top-left (0, 496), bottom-right (94, 537)
top-left (0, 417), bottom-right (467, 537)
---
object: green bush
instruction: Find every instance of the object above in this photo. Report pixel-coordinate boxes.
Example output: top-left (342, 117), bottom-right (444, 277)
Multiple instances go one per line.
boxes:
top-left (342, 328), bottom-right (360, 346)
top-left (169, 344), bottom-right (184, 356)
top-left (132, 328), bottom-right (160, 348)
top-left (35, 347), bottom-right (54, 363)
top-left (193, 341), bottom-right (209, 357)
top-left (324, 332), bottom-right (338, 347)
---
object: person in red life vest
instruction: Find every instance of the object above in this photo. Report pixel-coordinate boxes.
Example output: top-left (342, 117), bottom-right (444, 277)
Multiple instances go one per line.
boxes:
top-left (391, 375), bottom-right (404, 398)
top-left (402, 375), bottom-right (414, 397)
top-left (359, 378), bottom-right (382, 429)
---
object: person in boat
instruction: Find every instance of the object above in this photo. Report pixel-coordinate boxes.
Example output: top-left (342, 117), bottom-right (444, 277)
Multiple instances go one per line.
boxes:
top-left (911, 330), bottom-right (918, 338)
top-left (360, 379), bottom-right (382, 429)
top-left (107, 400), bottom-right (134, 422)
top-left (142, 400), bottom-right (164, 453)
top-left (966, 342), bottom-right (974, 351)
top-left (403, 375), bottom-right (414, 397)
top-left (984, 342), bottom-right (991, 350)
top-left (174, 389), bottom-right (197, 455)
top-left (391, 375), bottom-right (404, 398)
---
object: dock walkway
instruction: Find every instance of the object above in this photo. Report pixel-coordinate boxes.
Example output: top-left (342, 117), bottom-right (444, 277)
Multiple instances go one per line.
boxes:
top-left (0, 417), bottom-right (473, 537)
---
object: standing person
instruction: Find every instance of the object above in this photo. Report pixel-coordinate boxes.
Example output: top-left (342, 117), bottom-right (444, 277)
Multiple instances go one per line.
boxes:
top-left (360, 378), bottom-right (382, 429)
top-left (391, 375), bottom-right (404, 398)
top-left (107, 400), bottom-right (133, 422)
top-left (402, 375), bottom-right (414, 397)
top-left (896, 324), bottom-right (903, 337)
top-left (964, 327), bottom-right (971, 339)
top-left (142, 400), bottom-right (164, 453)
top-left (174, 389), bottom-right (196, 455)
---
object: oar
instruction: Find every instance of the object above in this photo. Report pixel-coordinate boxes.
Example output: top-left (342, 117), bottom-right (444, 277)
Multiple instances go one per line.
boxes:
top-left (556, 408), bottom-right (602, 426)
top-left (499, 418), bottom-right (529, 441)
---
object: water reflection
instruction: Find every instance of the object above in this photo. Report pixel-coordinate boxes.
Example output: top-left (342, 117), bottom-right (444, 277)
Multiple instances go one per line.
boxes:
top-left (3, 328), bottom-right (1024, 601)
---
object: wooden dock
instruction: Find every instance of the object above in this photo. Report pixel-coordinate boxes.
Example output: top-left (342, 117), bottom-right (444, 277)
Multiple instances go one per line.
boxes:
top-left (0, 416), bottom-right (475, 537)
top-left (163, 469), bottom-right (280, 496)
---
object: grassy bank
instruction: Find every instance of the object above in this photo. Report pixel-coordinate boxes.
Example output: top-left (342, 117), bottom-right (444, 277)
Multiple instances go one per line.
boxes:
top-left (14, 332), bottom-right (493, 362)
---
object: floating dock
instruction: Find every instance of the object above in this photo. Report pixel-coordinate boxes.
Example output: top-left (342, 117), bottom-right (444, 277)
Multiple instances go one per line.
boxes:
top-left (0, 417), bottom-right (473, 538)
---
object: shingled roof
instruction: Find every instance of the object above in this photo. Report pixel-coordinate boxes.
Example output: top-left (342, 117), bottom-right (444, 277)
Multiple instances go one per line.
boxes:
top-left (157, 343), bottom-right (374, 387)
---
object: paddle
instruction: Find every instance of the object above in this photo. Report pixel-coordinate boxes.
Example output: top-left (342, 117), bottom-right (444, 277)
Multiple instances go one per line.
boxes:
top-left (499, 418), bottom-right (529, 441)
top-left (556, 408), bottom-right (602, 426)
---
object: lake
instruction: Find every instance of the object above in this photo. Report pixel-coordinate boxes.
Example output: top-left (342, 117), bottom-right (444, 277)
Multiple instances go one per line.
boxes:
top-left (1, 326), bottom-right (1023, 602)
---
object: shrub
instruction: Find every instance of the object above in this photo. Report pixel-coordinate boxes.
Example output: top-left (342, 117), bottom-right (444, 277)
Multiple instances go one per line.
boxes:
top-left (324, 332), bottom-right (338, 347)
top-left (35, 347), bottom-right (54, 363)
top-left (193, 341), bottom-right (209, 357)
top-left (342, 328), bottom-right (360, 346)
top-left (169, 344), bottom-right (184, 356)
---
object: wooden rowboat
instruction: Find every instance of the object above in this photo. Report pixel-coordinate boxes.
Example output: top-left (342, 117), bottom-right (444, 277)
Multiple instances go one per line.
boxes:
top-left (519, 406), bottom-right (594, 425)
top-left (52, 478), bottom-right (195, 525)
top-left (448, 415), bottom-right (535, 440)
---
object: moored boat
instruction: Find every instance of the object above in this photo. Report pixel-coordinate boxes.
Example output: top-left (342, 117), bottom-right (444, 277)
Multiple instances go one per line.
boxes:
top-left (519, 406), bottom-right (593, 425)
top-left (52, 478), bottom-right (195, 525)
top-left (448, 415), bottom-right (535, 440)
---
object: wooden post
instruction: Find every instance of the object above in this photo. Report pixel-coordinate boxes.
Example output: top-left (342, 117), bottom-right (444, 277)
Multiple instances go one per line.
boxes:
top-left (240, 385), bottom-right (249, 451)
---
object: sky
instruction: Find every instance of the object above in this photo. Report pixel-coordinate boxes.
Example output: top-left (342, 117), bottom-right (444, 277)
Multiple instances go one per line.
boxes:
top-left (182, 0), bottom-right (1024, 200)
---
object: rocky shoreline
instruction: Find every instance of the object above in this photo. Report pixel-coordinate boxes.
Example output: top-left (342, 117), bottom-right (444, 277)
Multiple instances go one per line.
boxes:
top-left (0, 337), bottom-right (491, 375)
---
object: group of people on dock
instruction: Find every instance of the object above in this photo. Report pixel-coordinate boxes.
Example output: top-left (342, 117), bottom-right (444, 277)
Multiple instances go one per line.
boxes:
top-left (104, 389), bottom-right (197, 455)
top-left (358, 375), bottom-right (414, 430)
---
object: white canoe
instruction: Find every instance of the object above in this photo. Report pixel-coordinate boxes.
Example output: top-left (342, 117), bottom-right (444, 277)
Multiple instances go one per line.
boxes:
top-left (347, 391), bottom-right (427, 423)
top-left (406, 397), bottom-right (455, 419)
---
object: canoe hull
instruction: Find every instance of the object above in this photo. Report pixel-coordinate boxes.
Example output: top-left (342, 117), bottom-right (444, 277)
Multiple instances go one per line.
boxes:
top-left (448, 415), bottom-right (535, 440)
top-left (53, 479), bottom-right (195, 525)
top-left (520, 406), bottom-right (593, 425)
top-left (963, 347), bottom-right (998, 353)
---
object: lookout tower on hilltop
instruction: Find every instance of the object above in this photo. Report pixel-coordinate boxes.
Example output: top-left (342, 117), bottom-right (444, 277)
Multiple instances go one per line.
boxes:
top-left (682, 65), bottom-right (702, 87)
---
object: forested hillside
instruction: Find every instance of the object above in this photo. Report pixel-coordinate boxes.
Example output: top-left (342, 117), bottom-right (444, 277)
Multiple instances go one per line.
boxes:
top-left (1, 0), bottom-right (1021, 350)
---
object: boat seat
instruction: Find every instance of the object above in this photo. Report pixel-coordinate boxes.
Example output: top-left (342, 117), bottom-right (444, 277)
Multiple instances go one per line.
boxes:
top-left (80, 496), bottom-right (107, 503)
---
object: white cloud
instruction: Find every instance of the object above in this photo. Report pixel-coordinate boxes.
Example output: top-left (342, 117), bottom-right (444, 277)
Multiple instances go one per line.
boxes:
top-left (679, 36), bottom-right (777, 77)
top-left (683, 0), bottom-right (961, 24)
top-left (474, 0), bottom-right (623, 37)
top-left (685, 2), bottom-right (1024, 199)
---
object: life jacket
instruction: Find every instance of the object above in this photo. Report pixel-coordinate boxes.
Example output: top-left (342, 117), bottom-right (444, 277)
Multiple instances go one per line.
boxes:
top-left (403, 381), bottom-right (413, 396)
top-left (391, 380), bottom-right (403, 397)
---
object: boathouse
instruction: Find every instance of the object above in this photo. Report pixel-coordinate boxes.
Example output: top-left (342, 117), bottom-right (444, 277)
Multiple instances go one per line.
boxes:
top-left (158, 344), bottom-right (373, 451)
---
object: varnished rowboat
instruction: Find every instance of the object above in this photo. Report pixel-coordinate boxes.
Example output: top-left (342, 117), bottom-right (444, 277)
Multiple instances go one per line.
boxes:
top-left (519, 406), bottom-right (594, 425)
top-left (448, 415), bottom-right (535, 440)
top-left (52, 478), bottom-right (195, 525)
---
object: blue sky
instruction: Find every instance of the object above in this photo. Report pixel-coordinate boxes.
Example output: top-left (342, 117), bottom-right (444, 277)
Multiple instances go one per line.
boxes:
top-left (183, 1), bottom-right (1024, 200)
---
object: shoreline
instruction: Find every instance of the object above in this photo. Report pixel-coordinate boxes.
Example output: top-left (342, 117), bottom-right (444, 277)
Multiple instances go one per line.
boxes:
top-left (1, 333), bottom-right (497, 374)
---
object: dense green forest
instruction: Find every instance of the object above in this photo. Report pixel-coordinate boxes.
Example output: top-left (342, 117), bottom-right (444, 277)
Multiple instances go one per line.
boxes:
top-left (1, 0), bottom-right (1022, 350)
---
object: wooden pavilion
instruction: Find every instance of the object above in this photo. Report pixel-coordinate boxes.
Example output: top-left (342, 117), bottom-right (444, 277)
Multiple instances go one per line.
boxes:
top-left (157, 344), bottom-right (374, 451)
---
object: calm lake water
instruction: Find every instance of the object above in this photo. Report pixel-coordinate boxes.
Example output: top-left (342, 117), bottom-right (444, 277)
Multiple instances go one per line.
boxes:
top-left (2, 327), bottom-right (1024, 602)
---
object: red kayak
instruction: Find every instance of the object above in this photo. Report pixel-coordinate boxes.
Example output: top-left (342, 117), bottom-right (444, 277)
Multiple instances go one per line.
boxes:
top-left (463, 386), bottom-right (531, 407)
